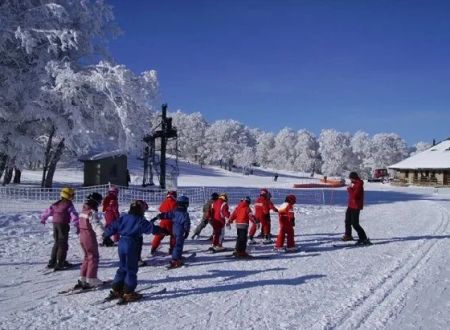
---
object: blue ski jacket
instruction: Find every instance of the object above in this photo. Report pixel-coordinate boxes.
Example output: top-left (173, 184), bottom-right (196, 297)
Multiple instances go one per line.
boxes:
top-left (159, 207), bottom-right (191, 237)
top-left (103, 213), bottom-right (159, 239)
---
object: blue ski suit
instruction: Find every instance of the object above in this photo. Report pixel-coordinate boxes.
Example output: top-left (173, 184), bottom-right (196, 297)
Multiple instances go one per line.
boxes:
top-left (103, 213), bottom-right (162, 292)
top-left (159, 207), bottom-right (191, 261)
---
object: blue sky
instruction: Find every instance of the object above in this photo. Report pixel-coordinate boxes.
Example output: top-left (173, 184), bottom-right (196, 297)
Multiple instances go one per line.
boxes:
top-left (107, 0), bottom-right (450, 145)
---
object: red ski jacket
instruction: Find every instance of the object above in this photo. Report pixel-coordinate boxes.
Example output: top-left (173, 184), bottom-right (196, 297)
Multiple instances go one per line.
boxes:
top-left (254, 196), bottom-right (277, 220)
top-left (159, 197), bottom-right (177, 221)
top-left (229, 201), bottom-right (256, 227)
top-left (347, 178), bottom-right (364, 210)
top-left (102, 193), bottom-right (119, 223)
top-left (211, 199), bottom-right (230, 225)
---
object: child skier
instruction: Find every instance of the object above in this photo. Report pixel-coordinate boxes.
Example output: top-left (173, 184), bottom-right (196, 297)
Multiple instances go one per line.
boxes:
top-left (191, 192), bottom-right (218, 239)
top-left (40, 187), bottom-right (79, 270)
top-left (151, 190), bottom-right (177, 255)
top-left (74, 192), bottom-right (105, 289)
top-left (151, 196), bottom-right (191, 268)
top-left (274, 194), bottom-right (297, 252)
top-left (102, 186), bottom-right (120, 245)
top-left (226, 196), bottom-right (257, 258)
top-left (103, 200), bottom-right (167, 303)
top-left (250, 188), bottom-right (278, 244)
top-left (210, 192), bottom-right (230, 252)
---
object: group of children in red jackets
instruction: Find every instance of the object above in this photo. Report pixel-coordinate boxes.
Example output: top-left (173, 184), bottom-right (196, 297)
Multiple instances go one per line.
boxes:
top-left (38, 185), bottom-right (303, 302)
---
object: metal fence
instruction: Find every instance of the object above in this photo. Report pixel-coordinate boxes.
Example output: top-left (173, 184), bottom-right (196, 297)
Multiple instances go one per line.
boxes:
top-left (0, 185), bottom-right (335, 213)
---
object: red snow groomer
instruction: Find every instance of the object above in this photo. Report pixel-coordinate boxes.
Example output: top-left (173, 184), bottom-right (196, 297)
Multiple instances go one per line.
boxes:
top-left (368, 168), bottom-right (389, 182)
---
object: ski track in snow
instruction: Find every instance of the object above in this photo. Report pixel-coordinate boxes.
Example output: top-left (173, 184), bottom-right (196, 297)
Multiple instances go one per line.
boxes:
top-left (324, 201), bottom-right (450, 330)
top-left (0, 194), bottom-right (449, 329)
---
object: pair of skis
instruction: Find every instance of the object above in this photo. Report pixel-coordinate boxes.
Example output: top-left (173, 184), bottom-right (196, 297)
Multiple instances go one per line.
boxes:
top-left (332, 241), bottom-right (374, 248)
top-left (205, 247), bottom-right (272, 259)
top-left (58, 279), bottom-right (113, 295)
top-left (91, 285), bottom-right (167, 308)
top-left (42, 263), bottom-right (81, 275)
top-left (142, 252), bottom-right (197, 268)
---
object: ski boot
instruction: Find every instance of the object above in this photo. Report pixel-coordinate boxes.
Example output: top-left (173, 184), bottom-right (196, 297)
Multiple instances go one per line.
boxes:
top-left (355, 238), bottom-right (372, 246)
top-left (105, 288), bottom-right (123, 301)
top-left (85, 278), bottom-right (104, 289)
top-left (248, 237), bottom-right (257, 245)
top-left (53, 261), bottom-right (73, 271)
top-left (273, 246), bottom-right (286, 253)
top-left (168, 259), bottom-right (184, 269)
top-left (118, 291), bottom-right (143, 305)
top-left (232, 251), bottom-right (250, 258)
top-left (73, 279), bottom-right (87, 290)
top-left (262, 235), bottom-right (273, 244)
top-left (341, 234), bottom-right (354, 242)
top-left (212, 245), bottom-right (226, 252)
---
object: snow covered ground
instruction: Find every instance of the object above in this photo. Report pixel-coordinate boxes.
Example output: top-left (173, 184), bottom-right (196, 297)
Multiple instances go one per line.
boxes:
top-left (1, 162), bottom-right (449, 329)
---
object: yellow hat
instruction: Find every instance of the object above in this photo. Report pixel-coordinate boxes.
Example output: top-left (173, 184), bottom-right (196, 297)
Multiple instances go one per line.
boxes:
top-left (60, 187), bottom-right (75, 200)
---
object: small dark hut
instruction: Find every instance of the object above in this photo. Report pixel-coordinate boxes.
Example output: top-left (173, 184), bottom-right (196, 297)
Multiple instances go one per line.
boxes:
top-left (79, 151), bottom-right (128, 187)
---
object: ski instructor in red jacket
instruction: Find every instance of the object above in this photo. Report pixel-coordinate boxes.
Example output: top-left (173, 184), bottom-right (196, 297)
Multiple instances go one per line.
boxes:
top-left (342, 172), bottom-right (371, 245)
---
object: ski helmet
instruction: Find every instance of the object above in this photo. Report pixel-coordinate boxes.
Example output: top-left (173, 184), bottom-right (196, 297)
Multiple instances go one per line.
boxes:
top-left (60, 187), bottom-right (75, 200)
top-left (210, 192), bottom-right (219, 200)
top-left (135, 199), bottom-right (149, 211)
top-left (129, 200), bottom-right (146, 216)
top-left (176, 195), bottom-right (189, 208)
top-left (85, 192), bottom-right (102, 210)
top-left (87, 192), bottom-right (103, 205)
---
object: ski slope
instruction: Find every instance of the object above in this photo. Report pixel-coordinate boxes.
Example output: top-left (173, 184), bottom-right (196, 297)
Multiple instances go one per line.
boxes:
top-left (0, 163), bottom-right (449, 329)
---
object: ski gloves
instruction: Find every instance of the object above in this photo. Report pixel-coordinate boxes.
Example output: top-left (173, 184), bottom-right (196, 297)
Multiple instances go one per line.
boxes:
top-left (102, 237), bottom-right (115, 247)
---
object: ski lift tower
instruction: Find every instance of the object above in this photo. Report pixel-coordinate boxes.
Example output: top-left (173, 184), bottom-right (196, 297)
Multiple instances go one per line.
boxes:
top-left (142, 104), bottom-right (178, 190)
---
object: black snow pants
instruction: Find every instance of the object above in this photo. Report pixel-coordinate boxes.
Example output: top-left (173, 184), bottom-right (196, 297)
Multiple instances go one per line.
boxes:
top-left (345, 208), bottom-right (367, 240)
top-left (49, 223), bottom-right (70, 266)
top-left (235, 227), bottom-right (249, 253)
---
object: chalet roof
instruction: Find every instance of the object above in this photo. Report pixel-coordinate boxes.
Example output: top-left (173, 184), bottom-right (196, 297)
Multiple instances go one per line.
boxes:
top-left (389, 138), bottom-right (450, 170)
top-left (79, 150), bottom-right (126, 162)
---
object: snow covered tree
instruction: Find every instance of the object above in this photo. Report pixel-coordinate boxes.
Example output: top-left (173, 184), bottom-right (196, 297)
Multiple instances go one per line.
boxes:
top-left (350, 131), bottom-right (372, 178)
top-left (367, 133), bottom-right (408, 169)
top-left (0, 0), bottom-right (119, 186)
top-left (410, 141), bottom-right (432, 156)
top-left (204, 119), bottom-right (255, 170)
top-left (293, 130), bottom-right (318, 174)
top-left (269, 128), bottom-right (298, 170)
top-left (168, 111), bottom-right (208, 163)
top-left (318, 129), bottom-right (353, 176)
top-left (234, 146), bottom-right (256, 174)
top-left (255, 132), bottom-right (275, 168)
